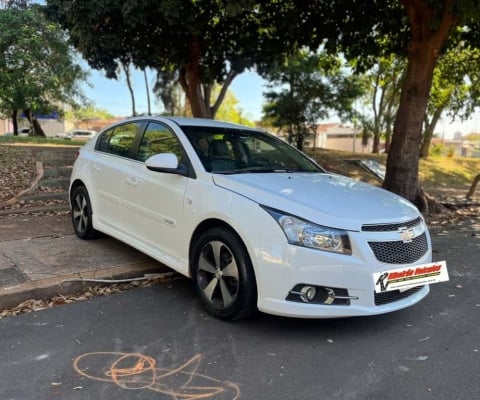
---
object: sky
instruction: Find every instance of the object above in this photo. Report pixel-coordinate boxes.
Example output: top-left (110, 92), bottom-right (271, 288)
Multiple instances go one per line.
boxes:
top-left (82, 68), bottom-right (267, 122)
top-left (83, 67), bottom-right (479, 139)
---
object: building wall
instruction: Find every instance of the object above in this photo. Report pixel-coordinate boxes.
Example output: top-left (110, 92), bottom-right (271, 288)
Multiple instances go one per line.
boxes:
top-left (0, 118), bottom-right (10, 135)
top-left (304, 124), bottom-right (373, 153)
top-left (35, 119), bottom-right (67, 137)
top-left (325, 137), bottom-right (372, 153)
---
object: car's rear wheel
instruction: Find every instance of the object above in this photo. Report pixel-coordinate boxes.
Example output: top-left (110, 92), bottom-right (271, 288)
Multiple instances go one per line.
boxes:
top-left (192, 227), bottom-right (257, 320)
top-left (71, 185), bottom-right (97, 240)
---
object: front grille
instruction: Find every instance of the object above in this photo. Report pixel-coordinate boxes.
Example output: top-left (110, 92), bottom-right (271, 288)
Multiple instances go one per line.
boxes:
top-left (375, 286), bottom-right (424, 306)
top-left (368, 232), bottom-right (428, 264)
top-left (362, 217), bottom-right (422, 232)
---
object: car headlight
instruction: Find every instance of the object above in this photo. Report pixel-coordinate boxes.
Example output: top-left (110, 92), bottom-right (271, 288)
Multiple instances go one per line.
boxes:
top-left (263, 207), bottom-right (352, 255)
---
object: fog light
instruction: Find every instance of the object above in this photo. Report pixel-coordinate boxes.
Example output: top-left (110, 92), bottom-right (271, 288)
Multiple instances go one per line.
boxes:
top-left (300, 286), bottom-right (317, 303)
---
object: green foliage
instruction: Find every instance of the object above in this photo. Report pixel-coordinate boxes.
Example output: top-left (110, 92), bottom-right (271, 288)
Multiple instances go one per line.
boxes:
top-left (429, 144), bottom-right (452, 158)
top-left (215, 88), bottom-right (255, 127)
top-left (42, 0), bottom-right (480, 204)
top-left (262, 50), bottom-right (364, 149)
top-left (464, 133), bottom-right (480, 141)
top-left (0, 135), bottom-right (83, 146)
top-left (64, 106), bottom-right (114, 123)
top-left (45, 0), bottom-right (293, 118)
top-left (0, 4), bottom-right (88, 126)
top-left (430, 42), bottom-right (480, 121)
top-left (355, 54), bottom-right (405, 153)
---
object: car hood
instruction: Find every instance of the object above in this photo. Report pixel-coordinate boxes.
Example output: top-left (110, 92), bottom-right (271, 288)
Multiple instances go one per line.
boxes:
top-left (212, 172), bottom-right (420, 231)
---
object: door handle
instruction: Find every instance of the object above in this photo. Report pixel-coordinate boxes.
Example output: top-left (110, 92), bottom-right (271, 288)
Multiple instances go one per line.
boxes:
top-left (126, 177), bottom-right (139, 186)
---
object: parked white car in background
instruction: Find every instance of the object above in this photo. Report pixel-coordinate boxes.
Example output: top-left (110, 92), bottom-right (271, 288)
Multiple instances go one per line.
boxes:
top-left (3, 127), bottom-right (31, 136)
top-left (69, 116), bottom-right (446, 320)
top-left (63, 129), bottom-right (97, 140)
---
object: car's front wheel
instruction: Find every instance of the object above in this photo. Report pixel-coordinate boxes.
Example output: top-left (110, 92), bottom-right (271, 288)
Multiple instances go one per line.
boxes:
top-left (70, 185), bottom-right (97, 240)
top-left (192, 227), bottom-right (257, 320)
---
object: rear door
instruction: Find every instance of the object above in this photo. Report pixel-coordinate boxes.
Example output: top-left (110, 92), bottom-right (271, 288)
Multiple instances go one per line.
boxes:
top-left (89, 121), bottom-right (143, 232)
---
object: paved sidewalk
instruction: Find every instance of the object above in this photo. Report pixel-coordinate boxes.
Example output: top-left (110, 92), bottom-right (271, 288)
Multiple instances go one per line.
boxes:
top-left (0, 212), bottom-right (171, 310)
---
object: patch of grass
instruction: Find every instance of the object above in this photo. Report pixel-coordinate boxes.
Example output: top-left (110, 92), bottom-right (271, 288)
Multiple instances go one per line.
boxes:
top-left (0, 135), bottom-right (84, 146)
top-left (306, 148), bottom-right (480, 195)
top-left (419, 157), bottom-right (480, 190)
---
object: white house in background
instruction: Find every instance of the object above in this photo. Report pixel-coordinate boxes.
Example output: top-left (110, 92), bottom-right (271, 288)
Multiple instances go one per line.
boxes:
top-left (304, 123), bottom-right (373, 153)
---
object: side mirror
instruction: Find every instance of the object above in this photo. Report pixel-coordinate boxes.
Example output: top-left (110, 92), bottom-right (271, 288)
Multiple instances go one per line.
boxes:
top-left (145, 153), bottom-right (188, 176)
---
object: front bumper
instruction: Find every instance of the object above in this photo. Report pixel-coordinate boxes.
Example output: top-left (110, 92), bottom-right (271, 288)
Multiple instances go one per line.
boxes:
top-left (252, 225), bottom-right (433, 318)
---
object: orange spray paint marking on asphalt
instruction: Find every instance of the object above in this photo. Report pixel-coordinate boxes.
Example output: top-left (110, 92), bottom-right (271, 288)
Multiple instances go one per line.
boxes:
top-left (73, 352), bottom-right (240, 399)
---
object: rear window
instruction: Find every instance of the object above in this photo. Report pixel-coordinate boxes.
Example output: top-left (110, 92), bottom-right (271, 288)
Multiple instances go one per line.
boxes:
top-left (96, 122), bottom-right (139, 158)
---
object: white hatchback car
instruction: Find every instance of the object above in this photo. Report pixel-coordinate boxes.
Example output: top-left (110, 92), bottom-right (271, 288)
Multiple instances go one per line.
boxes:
top-left (70, 116), bottom-right (435, 320)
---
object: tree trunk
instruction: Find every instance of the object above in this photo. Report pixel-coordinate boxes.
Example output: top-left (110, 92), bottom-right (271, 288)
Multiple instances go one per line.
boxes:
top-left (143, 69), bottom-right (151, 116)
top-left (179, 37), bottom-right (211, 118)
top-left (372, 128), bottom-right (380, 154)
top-left (383, 51), bottom-right (435, 206)
top-left (122, 62), bottom-right (136, 117)
top-left (12, 110), bottom-right (18, 136)
top-left (383, 1), bottom-right (456, 212)
top-left (466, 173), bottom-right (480, 200)
top-left (371, 74), bottom-right (383, 154)
top-left (23, 109), bottom-right (46, 137)
top-left (32, 118), bottom-right (46, 137)
top-left (178, 37), bottom-right (238, 119)
top-left (419, 108), bottom-right (442, 158)
top-left (384, 123), bottom-right (392, 153)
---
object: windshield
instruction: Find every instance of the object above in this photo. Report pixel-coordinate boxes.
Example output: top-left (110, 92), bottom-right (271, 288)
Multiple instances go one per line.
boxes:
top-left (181, 126), bottom-right (324, 174)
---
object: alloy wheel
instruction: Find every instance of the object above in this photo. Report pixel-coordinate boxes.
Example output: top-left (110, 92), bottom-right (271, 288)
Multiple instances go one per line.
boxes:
top-left (196, 240), bottom-right (240, 309)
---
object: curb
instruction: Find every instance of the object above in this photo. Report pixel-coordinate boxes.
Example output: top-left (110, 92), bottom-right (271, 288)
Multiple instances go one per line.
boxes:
top-left (0, 261), bottom-right (173, 311)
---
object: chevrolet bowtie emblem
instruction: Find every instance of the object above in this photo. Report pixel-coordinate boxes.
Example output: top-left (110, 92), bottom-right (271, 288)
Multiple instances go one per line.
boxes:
top-left (399, 227), bottom-right (415, 243)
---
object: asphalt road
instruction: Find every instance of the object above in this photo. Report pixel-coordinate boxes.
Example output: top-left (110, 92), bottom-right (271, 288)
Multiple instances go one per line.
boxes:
top-left (0, 219), bottom-right (479, 400)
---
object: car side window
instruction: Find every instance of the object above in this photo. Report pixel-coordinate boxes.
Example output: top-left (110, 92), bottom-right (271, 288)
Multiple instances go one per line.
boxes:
top-left (96, 122), bottom-right (138, 158)
top-left (137, 122), bottom-right (183, 162)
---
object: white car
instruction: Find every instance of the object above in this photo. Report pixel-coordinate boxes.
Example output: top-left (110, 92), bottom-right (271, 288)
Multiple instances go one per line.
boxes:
top-left (69, 116), bottom-right (434, 320)
top-left (65, 129), bottom-right (97, 140)
top-left (3, 127), bottom-right (30, 136)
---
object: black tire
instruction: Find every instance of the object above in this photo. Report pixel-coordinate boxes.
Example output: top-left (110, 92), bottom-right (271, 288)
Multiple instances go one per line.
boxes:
top-left (70, 185), bottom-right (97, 240)
top-left (192, 227), bottom-right (257, 320)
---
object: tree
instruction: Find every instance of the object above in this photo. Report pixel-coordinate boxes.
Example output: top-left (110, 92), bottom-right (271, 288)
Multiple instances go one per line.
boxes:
top-left (45, 0), bottom-right (480, 211)
top-left (120, 62), bottom-right (136, 117)
top-left (143, 69), bottom-right (152, 116)
top-left (464, 133), bottom-right (480, 141)
top-left (420, 44), bottom-right (480, 157)
top-left (358, 55), bottom-right (405, 154)
top-left (262, 50), bottom-right (364, 150)
top-left (45, 0), bottom-right (290, 119)
top-left (153, 68), bottom-right (189, 116)
top-left (383, 1), bottom-right (480, 211)
top-left (64, 105), bottom-right (114, 125)
top-left (278, 0), bottom-right (480, 212)
top-left (0, 3), bottom-right (88, 136)
top-left (215, 88), bottom-right (255, 126)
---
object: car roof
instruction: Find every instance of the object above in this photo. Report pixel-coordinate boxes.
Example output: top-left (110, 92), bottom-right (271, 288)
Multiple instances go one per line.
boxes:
top-left (164, 116), bottom-right (248, 129)
top-left (122, 116), bottom-right (256, 131)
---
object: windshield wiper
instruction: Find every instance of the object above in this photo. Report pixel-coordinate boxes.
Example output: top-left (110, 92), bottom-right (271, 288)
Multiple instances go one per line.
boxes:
top-left (214, 168), bottom-right (273, 174)
top-left (216, 167), bottom-right (302, 174)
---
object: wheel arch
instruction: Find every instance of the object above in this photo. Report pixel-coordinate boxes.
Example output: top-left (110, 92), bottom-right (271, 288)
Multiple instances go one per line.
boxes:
top-left (188, 218), bottom-right (258, 285)
top-left (69, 178), bottom-right (87, 202)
